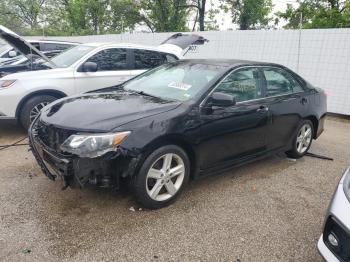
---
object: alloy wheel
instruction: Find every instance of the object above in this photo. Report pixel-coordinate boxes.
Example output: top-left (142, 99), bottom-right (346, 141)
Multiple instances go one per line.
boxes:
top-left (146, 153), bottom-right (185, 201)
top-left (29, 102), bottom-right (50, 122)
top-left (296, 123), bottom-right (312, 154)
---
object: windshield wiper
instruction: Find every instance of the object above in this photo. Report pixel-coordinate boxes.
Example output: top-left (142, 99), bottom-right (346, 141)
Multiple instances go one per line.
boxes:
top-left (133, 90), bottom-right (160, 99)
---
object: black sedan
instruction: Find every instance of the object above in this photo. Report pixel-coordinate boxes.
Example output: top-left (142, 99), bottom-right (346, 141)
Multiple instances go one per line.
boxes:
top-left (29, 59), bottom-right (327, 209)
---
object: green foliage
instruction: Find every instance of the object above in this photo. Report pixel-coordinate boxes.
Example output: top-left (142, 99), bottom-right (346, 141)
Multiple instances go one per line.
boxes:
top-left (205, 2), bottom-right (220, 31)
top-left (220, 0), bottom-right (273, 30)
top-left (138, 0), bottom-right (190, 32)
top-left (109, 0), bottom-right (143, 33)
top-left (277, 0), bottom-right (350, 29)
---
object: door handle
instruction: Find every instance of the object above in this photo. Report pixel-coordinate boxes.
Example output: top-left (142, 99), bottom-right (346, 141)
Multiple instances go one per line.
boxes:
top-left (257, 105), bottom-right (269, 112)
top-left (301, 98), bottom-right (308, 105)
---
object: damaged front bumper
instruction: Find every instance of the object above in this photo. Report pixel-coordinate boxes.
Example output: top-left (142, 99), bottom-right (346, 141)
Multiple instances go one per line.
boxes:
top-left (28, 118), bottom-right (140, 189)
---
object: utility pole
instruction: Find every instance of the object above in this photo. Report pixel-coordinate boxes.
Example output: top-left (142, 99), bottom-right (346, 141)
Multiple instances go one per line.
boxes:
top-left (296, 12), bottom-right (302, 73)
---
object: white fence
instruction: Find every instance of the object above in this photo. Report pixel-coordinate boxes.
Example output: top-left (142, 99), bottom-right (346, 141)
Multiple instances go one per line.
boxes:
top-left (27, 29), bottom-right (350, 115)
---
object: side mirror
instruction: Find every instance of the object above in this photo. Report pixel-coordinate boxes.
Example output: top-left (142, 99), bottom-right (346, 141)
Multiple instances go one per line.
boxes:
top-left (81, 62), bottom-right (98, 72)
top-left (210, 92), bottom-right (236, 107)
top-left (8, 50), bottom-right (17, 58)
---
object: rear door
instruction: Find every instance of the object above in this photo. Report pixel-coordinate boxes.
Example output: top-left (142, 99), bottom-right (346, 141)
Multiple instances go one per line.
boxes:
top-left (260, 66), bottom-right (309, 150)
top-left (74, 48), bottom-right (132, 93)
top-left (129, 49), bottom-right (178, 78)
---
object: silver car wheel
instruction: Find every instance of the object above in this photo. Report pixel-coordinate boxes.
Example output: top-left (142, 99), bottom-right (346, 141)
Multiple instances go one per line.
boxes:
top-left (146, 153), bottom-right (185, 202)
top-left (29, 102), bottom-right (50, 122)
top-left (296, 123), bottom-right (312, 154)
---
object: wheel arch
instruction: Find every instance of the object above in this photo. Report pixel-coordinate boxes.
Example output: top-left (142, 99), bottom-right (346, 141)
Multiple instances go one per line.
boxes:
top-left (15, 89), bottom-right (67, 119)
top-left (304, 115), bottom-right (319, 139)
top-left (142, 134), bottom-right (198, 180)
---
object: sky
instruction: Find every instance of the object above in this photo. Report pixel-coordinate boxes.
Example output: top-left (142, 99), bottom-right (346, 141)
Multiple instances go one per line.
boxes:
top-left (206, 0), bottom-right (299, 30)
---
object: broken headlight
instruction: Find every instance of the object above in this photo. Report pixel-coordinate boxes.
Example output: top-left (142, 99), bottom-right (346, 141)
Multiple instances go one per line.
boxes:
top-left (60, 132), bottom-right (130, 158)
top-left (343, 167), bottom-right (350, 203)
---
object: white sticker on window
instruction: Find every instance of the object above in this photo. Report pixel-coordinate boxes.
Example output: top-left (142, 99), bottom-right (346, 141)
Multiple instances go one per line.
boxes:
top-left (168, 81), bottom-right (192, 90)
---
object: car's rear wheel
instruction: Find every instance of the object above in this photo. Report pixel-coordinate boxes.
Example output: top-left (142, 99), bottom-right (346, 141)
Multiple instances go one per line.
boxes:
top-left (19, 95), bottom-right (57, 130)
top-left (132, 145), bottom-right (190, 209)
top-left (286, 119), bottom-right (314, 159)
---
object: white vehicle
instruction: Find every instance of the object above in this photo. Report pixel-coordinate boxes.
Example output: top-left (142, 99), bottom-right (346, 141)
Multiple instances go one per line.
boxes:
top-left (0, 39), bottom-right (77, 64)
top-left (0, 26), bottom-right (207, 128)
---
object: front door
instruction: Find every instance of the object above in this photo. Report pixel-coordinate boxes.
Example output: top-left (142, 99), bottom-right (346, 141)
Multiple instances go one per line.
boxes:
top-left (198, 67), bottom-right (271, 170)
top-left (74, 48), bottom-right (132, 93)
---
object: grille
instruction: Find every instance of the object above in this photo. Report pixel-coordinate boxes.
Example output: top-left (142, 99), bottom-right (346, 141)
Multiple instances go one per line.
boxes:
top-left (35, 120), bottom-right (77, 152)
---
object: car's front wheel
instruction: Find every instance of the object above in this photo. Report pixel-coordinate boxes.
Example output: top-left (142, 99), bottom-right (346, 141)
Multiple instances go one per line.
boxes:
top-left (286, 119), bottom-right (314, 158)
top-left (19, 95), bottom-right (57, 130)
top-left (132, 145), bottom-right (190, 209)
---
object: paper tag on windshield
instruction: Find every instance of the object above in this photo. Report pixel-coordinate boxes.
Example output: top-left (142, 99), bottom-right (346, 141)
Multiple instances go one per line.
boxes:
top-left (168, 81), bottom-right (192, 91)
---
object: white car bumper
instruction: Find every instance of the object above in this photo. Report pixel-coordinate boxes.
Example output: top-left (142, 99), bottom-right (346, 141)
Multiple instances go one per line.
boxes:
top-left (317, 167), bottom-right (350, 262)
top-left (318, 235), bottom-right (340, 262)
top-left (0, 83), bottom-right (24, 119)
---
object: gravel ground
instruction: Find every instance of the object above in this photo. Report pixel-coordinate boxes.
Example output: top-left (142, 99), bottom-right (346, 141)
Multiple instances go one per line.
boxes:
top-left (0, 117), bottom-right (349, 262)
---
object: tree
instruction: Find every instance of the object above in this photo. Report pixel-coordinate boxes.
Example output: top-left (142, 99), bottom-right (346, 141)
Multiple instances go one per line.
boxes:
top-left (0, 1), bottom-right (24, 33)
top-left (60, 0), bottom-right (110, 35)
top-left (138, 0), bottom-right (190, 32)
top-left (12, 0), bottom-right (46, 29)
top-left (277, 0), bottom-right (350, 29)
top-left (109, 0), bottom-right (143, 33)
top-left (220, 0), bottom-right (273, 30)
top-left (187, 0), bottom-right (207, 31)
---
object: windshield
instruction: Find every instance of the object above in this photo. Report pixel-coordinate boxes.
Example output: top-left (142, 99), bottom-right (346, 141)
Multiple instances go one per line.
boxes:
top-left (123, 61), bottom-right (226, 102)
top-left (48, 45), bottom-right (95, 68)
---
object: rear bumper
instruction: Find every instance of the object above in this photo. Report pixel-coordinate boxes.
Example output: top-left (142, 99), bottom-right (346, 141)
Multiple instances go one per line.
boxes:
top-left (316, 114), bottom-right (326, 139)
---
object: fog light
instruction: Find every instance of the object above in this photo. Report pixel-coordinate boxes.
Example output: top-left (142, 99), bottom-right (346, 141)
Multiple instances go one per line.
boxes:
top-left (328, 233), bottom-right (339, 247)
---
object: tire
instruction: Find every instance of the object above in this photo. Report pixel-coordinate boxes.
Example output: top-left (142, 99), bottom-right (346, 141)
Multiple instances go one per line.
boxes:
top-left (132, 145), bottom-right (190, 209)
top-left (19, 95), bottom-right (57, 130)
top-left (286, 119), bottom-right (314, 159)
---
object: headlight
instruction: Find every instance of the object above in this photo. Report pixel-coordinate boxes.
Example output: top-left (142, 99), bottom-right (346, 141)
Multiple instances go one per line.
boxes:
top-left (343, 167), bottom-right (350, 202)
top-left (0, 79), bottom-right (16, 88)
top-left (60, 132), bottom-right (130, 158)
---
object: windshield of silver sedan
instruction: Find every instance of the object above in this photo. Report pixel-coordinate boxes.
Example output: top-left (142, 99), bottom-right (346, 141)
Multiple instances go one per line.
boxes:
top-left (123, 62), bottom-right (226, 101)
top-left (47, 45), bottom-right (95, 68)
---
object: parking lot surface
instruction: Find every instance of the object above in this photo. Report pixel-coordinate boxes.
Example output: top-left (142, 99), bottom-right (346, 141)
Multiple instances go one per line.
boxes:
top-left (0, 117), bottom-right (349, 261)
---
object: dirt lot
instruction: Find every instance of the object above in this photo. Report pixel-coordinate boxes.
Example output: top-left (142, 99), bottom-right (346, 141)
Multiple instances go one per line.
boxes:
top-left (0, 117), bottom-right (349, 262)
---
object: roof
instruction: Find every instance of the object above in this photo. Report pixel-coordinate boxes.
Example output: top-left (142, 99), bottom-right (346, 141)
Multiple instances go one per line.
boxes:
top-left (26, 39), bottom-right (80, 44)
top-left (82, 42), bottom-right (159, 50)
top-left (180, 58), bottom-right (284, 68)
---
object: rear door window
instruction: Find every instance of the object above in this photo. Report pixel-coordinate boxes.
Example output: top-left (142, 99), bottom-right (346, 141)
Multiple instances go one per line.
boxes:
top-left (86, 48), bottom-right (128, 71)
top-left (133, 49), bottom-right (176, 69)
top-left (262, 67), bottom-right (304, 96)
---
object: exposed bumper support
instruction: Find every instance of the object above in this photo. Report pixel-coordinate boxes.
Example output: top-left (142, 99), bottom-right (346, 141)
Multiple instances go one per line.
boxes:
top-left (28, 117), bottom-right (140, 189)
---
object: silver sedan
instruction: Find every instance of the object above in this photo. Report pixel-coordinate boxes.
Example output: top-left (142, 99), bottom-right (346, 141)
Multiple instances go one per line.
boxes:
top-left (318, 166), bottom-right (350, 262)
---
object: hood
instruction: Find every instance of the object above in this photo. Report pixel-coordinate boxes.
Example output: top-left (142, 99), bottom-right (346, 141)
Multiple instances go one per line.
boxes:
top-left (158, 33), bottom-right (208, 57)
top-left (0, 25), bottom-right (56, 67)
top-left (1, 66), bottom-right (73, 80)
top-left (40, 91), bottom-right (181, 132)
